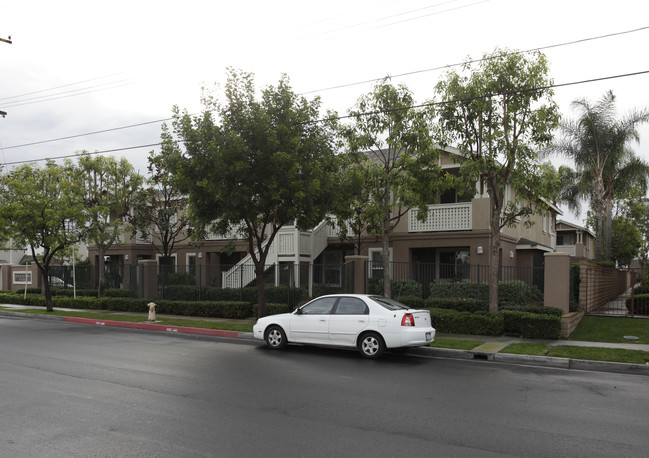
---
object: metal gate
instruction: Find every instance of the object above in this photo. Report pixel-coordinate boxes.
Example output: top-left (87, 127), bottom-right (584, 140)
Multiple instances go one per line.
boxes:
top-left (584, 267), bottom-right (649, 317)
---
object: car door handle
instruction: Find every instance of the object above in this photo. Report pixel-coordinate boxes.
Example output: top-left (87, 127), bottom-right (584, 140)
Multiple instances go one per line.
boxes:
top-left (358, 320), bottom-right (366, 323)
top-left (320, 319), bottom-right (327, 322)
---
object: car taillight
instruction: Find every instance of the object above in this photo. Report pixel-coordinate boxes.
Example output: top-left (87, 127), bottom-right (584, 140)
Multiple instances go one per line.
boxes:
top-left (401, 313), bottom-right (415, 327)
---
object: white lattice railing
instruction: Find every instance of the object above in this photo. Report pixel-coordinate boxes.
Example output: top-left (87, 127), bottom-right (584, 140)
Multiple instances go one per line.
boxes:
top-left (556, 244), bottom-right (576, 256)
top-left (408, 202), bottom-right (472, 232)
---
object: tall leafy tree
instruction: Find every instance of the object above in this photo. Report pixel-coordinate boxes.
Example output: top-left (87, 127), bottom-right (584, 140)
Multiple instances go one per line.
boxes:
top-left (435, 48), bottom-right (560, 312)
top-left (0, 161), bottom-right (86, 311)
top-left (341, 78), bottom-right (449, 298)
top-left (551, 90), bottom-right (649, 261)
top-left (77, 153), bottom-right (142, 295)
top-left (610, 216), bottom-right (642, 267)
top-left (160, 69), bottom-right (339, 317)
top-left (131, 150), bottom-right (194, 266)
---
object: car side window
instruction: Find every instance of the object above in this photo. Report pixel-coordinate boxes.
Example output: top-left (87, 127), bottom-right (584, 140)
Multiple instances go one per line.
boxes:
top-left (300, 297), bottom-right (337, 315)
top-left (334, 297), bottom-right (368, 315)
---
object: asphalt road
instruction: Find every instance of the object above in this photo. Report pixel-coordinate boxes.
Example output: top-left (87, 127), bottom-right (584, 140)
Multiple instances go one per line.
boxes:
top-left (1, 316), bottom-right (648, 457)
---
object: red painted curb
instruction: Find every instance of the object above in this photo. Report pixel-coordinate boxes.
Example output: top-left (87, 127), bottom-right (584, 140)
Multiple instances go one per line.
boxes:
top-left (62, 317), bottom-right (240, 338)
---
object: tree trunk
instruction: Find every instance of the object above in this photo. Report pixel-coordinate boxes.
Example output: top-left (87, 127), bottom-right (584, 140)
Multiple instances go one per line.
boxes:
top-left (256, 262), bottom-right (267, 318)
top-left (39, 266), bottom-right (54, 312)
top-left (382, 228), bottom-right (391, 298)
top-left (605, 198), bottom-right (613, 262)
top-left (593, 178), bottom-right (605, 262)
top-left (97, 245), bottom-right (106, 297)
top-left (488, 233), bottom-right (500, 313)
top-left (488, 196), bottom-right (501, 312)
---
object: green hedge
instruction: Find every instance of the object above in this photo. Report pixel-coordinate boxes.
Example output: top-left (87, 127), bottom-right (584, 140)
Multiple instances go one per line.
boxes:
top-left (520, 314), bottom-right (561, 339)
top-left (155, 300), bottom-right (252, 319)
top-left (626, 294), bottom-right (649, 315)
top-left (368, 278), bottom-right (421, 297)
top-left (633, 285), bottom-right (649, 295)
top-left (426, 308), bottom-right (505, 336)
top-left (0, 293), bottom-right (252, 319)
top-left (424, 306), bottom-right (561, 339)
top-left (253, 303), bottom-right (291, 317)
top-left (49, 288), bottom-right (130, 298)
top-left (499, 304), bottom-right (563, 317)
top-left (428, 280), bottom-right (542, 307)
top-left (161, 285), bottom-right (304, 307)
top-left (427, 297), bottom-right (486, 313)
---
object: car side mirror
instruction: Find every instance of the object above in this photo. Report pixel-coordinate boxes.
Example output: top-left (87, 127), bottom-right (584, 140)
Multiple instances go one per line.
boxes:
top-left (295, 307), bottom-right (303, 315)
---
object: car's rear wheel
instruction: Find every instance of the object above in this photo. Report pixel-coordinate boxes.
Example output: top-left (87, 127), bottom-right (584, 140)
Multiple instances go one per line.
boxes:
top-left (265, 325), bottom-right (287, 350)
top-left (358, 332), bottom-right (385, 359)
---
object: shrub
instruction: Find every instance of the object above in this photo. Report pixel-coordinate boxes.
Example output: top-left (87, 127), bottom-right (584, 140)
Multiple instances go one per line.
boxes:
top-left (500, 304), bottom-right (563, 317)
top-left (426, 297), bottom-right (487, 313)
top-left (159, 271), bottom-right (195, 286)
top-left (397, 296), bottom-right (427, 309)
top-left (155, 300), bottom-right (252, 319)
top-left (253, 286), bottom-right (305, 308)
top-left (253, 303), bottom-right (291, 317)
top-left (500, 310), bottom-right (528, 335)
top-left (520, 314), bottom-right (561, 339)
top-left (311, 283), bottom-right (344, 298)
top-left (426, 308), bottom-right (504, 336)
top-left (368, 278), bottom-right (421, 297)
top-left (633, 285), bottom-right (649, 295)
top-left (497, 280), bottom-right (542, 307)
top-left (626, 294), bottom-right (649, 315)
top-left (428, 281), bottom-right (485, 301)
top-left (428, 280), bottom-right (541, 307)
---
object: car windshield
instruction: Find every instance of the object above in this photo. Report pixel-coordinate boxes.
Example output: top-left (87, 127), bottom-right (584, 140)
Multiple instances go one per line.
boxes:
top-left (370, 296), bottom-right (411, 311)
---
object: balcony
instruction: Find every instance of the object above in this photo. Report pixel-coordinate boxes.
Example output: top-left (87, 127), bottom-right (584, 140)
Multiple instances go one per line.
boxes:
top-left (408, 202), bottom-right (472, 232)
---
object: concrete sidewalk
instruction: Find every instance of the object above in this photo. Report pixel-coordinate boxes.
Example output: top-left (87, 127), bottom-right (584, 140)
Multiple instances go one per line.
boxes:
top-left (2, 304), bottom-right (648, 376)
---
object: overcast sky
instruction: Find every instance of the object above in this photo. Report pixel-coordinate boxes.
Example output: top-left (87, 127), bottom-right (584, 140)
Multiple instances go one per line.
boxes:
top-left (1, 0), bottom-right (648, 225)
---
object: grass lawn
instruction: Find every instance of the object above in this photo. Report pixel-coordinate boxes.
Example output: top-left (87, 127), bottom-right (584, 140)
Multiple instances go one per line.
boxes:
top-left (430, 337), bottom-right (485, 350)
top-left (569, 316), bottom-right (649, 344)
top-left (548, 345), bottom-right (649, 365)
top-left (499, 341), bottom-right (649, 364)
top-left (0, 307), bottom-right (255, 333)
top-left (500, 343), bottom-right (549, 356)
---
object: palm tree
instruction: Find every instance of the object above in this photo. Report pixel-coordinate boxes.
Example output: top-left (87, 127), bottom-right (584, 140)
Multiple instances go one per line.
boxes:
top-left (551, 91), bottom-right (649, 261)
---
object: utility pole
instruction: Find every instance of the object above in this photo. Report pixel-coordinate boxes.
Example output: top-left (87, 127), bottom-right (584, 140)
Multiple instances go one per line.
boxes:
top-left (1, 35), bottom-right (12, 117)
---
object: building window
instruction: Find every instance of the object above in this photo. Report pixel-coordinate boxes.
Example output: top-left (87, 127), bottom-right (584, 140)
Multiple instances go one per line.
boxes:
top-left (186, 254), bottom-right (196, 276)
top-left (438, 248), bottom-right (470, 282)
top-left (368, 248), bottom-right (392, 279)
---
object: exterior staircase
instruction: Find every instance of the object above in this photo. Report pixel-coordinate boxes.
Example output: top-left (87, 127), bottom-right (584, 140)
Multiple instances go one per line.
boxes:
top-left (221, 220), bottom-right (334, 288)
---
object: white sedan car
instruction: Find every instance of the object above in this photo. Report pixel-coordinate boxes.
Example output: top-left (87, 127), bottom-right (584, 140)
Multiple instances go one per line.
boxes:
top-left (253, 294), bottom-right (435, 358)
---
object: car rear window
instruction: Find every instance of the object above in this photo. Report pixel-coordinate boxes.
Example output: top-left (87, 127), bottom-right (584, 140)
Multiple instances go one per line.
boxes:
top-left (370, 296), bottom-right (411, 311)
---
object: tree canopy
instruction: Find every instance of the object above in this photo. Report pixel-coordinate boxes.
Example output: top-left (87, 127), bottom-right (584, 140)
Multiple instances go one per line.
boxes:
top-left (435, 48), bottom-right (560, 311)
top-left (159, 69), bottom-right (340, 316)
top-left (0, 161), bottom-right (86, 310)
top-left (339, 78), bottom-right (449, 298)
top-left (551, 90), bottom-right (649, 261)
top-left (77, 153), bottom-right (142, 295)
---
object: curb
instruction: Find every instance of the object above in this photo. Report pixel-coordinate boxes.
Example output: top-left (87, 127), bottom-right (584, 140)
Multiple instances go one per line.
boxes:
top-left (408, 346), bottom-right (649, 376)
top-left (3, 310), bottom-right (648, 376)
top-left (61, 317), bottom-right (241, 339)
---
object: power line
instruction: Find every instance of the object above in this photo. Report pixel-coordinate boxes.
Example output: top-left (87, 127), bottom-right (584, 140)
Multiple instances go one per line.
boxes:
top-left (301, 25), bottom-right (649, 95)
top-left (1, 81), bottom-right (133, 108)
top-left (2, 117), bottom-right (174, 150)
top-left (0, 73), bottom-right (124, 102)
top-left (6, 69), bottom-right (649, 166)
top-left (303, 0), bottom-right (485, 40)
top-left (3, 25), bottom-right (648, 155)
top-left (2, 143), bottom-right (161, 166)
top-left (310, 70), bottom-right (649, 123)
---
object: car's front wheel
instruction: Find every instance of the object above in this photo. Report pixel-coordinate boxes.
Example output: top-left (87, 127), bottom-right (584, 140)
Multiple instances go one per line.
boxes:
top-left (358, 332), bottom-right (385, 359)
top-left (265, 325), bottom-right (287, 350)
